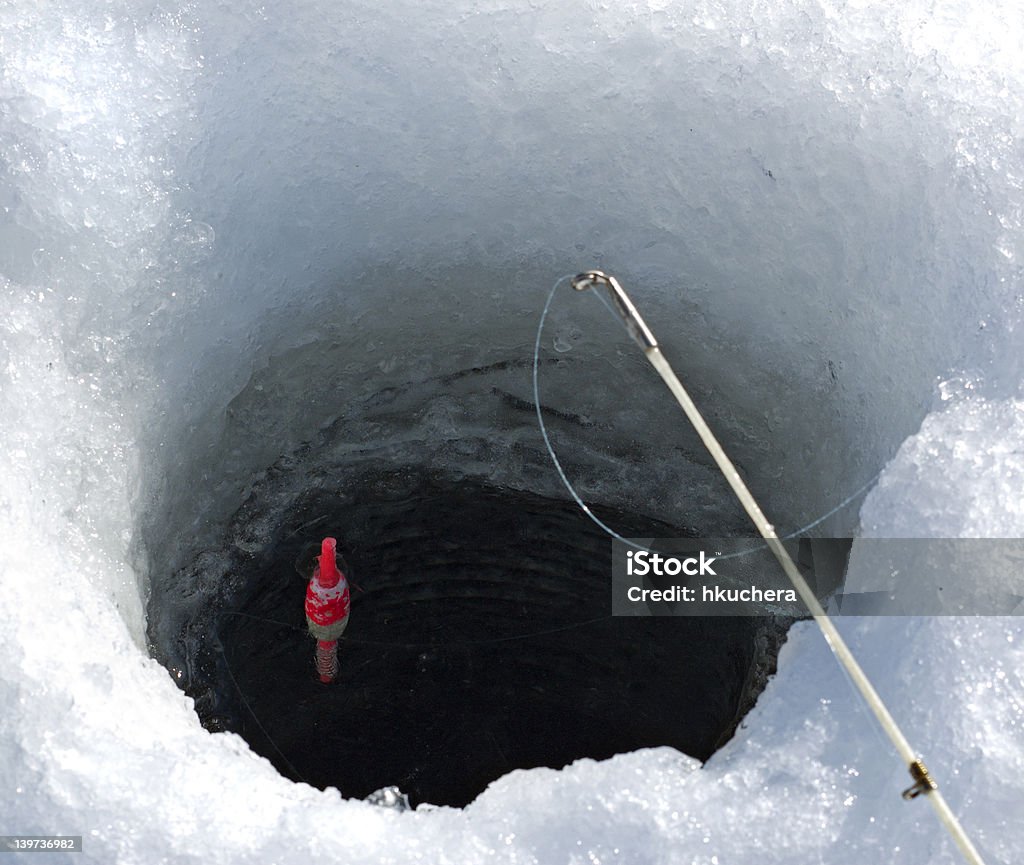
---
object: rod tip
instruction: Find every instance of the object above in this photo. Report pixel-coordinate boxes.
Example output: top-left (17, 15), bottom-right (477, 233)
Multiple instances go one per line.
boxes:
top-left (571, 270), bottom-right (610, 292)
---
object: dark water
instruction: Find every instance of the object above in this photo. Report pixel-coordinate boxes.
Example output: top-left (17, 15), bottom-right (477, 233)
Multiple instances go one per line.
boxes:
top-left (164, 472), bottom-right (790, 808)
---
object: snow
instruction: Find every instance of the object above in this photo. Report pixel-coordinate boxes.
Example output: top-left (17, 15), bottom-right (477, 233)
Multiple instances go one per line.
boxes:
top-left (1, 0), bottom-right (1022, 863)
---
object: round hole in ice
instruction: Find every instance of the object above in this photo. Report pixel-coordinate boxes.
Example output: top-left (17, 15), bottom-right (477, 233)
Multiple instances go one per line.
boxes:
top-left (146, 386), bottom-right (794, 808)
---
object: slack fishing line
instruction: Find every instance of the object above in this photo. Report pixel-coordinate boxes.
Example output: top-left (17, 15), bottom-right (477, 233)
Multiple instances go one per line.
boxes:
top-left (533, 274), bottom-right (883, 559)
top-left (541, 269), bottom-right (985, 865)
top-left (212, 633), bottom-right (311, 785)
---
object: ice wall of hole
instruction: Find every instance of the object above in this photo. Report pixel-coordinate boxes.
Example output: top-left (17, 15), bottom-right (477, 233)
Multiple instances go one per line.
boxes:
top-left (112, 0), bottom-right (1020, 812)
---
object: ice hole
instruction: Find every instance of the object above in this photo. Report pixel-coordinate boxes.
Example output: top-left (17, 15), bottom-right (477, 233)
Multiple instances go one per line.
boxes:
top-left (145, 359), bottom-right (794, 807)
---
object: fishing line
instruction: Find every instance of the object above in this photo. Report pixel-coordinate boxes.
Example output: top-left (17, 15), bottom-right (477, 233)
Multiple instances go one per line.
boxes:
top-left (534, 274), bottom-right (882, 559)
top-left (534, 275), bottom-right (653, 552)
top-left (213, 634), bottom-right (311, 785)
top-left (716, 469), bottom-right (881, 562)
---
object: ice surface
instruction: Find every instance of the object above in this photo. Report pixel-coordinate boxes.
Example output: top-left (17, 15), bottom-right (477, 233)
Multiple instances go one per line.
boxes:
top-left (843, 397), bottom-right (1024, 615)
top-left (1, 0), bottom-right (1023, 862)
top-left (860, 396), bottom-right (1024, 538)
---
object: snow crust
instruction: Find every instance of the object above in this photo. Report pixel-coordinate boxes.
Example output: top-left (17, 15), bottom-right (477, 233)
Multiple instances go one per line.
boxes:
top-left (1, 0), bottom-right (1023, 862)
